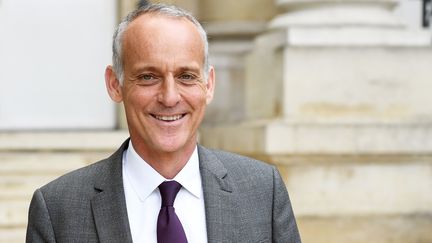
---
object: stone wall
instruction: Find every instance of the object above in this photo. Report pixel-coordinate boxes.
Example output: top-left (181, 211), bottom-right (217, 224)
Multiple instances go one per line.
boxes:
top-left (1, 0), bottom-right (431, 242)
top-left (200, 0), bottom-right (432, 242)
top-left (0, 132), bottom-right (128, 243)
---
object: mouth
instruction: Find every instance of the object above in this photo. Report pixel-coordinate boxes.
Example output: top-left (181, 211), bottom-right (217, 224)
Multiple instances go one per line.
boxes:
top-left (151, 114), bottom-right (186, 122)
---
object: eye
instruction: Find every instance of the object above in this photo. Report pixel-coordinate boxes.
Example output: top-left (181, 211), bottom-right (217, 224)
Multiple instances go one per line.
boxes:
top-left (179, 73), bottom-right (194, 80)
top-left (140, 74), bottom-right (155, 80)
top-left (135, 73), bottom-right (159, 86)
top-left (177, 73), bottom-right (199, 84)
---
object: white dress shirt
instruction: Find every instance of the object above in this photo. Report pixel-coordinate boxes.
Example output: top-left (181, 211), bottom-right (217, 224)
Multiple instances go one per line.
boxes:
top-left (122, 141), bottom-right (208, 243)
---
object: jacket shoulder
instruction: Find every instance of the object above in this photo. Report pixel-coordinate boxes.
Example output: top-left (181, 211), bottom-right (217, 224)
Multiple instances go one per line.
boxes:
top-left (201, 146), bottom-right (273, 166)
top-left (39, 140), bottom-right (127, 196)
top-left (199, 145), bottom-right (276, 180)
top-left (39, 157), bottom-right (111, 198)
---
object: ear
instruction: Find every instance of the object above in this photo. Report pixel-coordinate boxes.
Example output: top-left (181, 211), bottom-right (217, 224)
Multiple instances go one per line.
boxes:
top-left (105, 65), bottom-right (123, 103)
top-left (205, 66), bottom-right (215, 104)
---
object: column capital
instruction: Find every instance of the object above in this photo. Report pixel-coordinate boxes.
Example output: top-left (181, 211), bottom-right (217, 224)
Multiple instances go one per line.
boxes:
top-left (275, 0), bottom-right (397, 9)
top-left (270, 0), bottom-right (402, 29)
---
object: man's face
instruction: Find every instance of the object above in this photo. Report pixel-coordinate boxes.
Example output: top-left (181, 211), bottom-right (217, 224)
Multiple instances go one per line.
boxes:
top-left (107, 14), bottom-right (215, 159)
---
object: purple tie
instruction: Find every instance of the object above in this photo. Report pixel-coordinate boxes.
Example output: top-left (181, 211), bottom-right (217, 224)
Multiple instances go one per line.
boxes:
top-left (157, 181), bottom-right (188, 243)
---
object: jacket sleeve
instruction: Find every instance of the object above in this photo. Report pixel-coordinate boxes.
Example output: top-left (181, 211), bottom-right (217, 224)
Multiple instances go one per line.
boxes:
top-left (26, 189), bottom-right (56, 243)
top-left (272, 167), bottom-right (302, 243)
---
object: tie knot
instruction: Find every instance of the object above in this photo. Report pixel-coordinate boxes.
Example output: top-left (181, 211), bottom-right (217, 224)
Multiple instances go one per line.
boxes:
top-left (159, 181), bottom-right (182, 207)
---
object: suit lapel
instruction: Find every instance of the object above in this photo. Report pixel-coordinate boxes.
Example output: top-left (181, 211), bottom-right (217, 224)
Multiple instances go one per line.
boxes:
top-left (89, 142), bottom-right (240, 242)
top-left (198, 146), bottom-right (241, 243)
top-left (91, 141), bottom-right (133, 243)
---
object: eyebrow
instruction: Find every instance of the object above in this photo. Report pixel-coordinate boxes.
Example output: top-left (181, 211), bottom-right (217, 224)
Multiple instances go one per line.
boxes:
top-left (132, 64), bottom-right (202, 75)
top-left (177, 65), bottom-right (201, 73)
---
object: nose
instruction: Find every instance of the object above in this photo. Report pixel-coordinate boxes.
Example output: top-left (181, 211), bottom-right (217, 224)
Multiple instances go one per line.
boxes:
top-left (157, 76), bottom-right (181, 107)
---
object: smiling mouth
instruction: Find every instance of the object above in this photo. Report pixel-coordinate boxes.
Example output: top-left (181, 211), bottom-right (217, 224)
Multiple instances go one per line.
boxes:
top-left (152, 114), bottom-right (185, 122)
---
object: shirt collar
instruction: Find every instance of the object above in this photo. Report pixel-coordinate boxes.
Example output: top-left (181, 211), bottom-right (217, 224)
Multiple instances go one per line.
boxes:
top-left (123, 141), bottom-right (202, 202)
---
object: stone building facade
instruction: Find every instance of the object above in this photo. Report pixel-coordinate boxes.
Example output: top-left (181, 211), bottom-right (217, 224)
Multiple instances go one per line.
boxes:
top-left (0, 0), bottom-right (431, 242)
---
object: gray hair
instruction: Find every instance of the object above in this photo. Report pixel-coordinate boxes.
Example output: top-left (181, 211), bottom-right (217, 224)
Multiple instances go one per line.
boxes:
top-left (112, 3), bottom-right (209, 85)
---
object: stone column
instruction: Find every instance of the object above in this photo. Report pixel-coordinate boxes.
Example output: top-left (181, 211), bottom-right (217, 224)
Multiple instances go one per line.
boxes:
top-left (200, 0), bottom-right (277, 124)
top-left (201, 0), bottom-right (432, 242)
top-left (116, 0), bottom-right (139, 129)
top-left (170, 0), bottom-right (199, 16)
top-left (119, 0), bottom-right (138, 18)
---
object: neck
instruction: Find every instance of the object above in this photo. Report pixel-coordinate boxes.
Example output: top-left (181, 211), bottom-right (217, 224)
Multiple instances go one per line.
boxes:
top-left (130, 139), bottom-right (196, 179)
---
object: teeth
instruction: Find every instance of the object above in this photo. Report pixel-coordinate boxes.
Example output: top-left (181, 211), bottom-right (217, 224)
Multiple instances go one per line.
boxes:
top-left (154, 115), bottom-right (183, 121)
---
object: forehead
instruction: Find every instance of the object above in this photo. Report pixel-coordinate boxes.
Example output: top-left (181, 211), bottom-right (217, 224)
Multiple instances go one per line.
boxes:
top-left (123, 14), bottom-right (203, 51)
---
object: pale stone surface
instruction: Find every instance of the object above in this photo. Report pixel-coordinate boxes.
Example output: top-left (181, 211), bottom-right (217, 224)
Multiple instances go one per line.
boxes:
top-left (0, 175), bottom-right (67, 200)
top-left (205, 52), bottom-right (248, 123)
top-left (268, 123), bottom-right (432, 154)
top-left (202, 125), bottom-right (432, 215)
top-left (394, 0), bottom-right (424, 29)
top-left (200, 0), bottom-right (276, 22)
top-left (245, 32), bottom-right (432, 121)
top-left (201, 1), bottom-right (432, 241)
top-left (244, 31), bottom-right (285, 119)
top-left (118, 105), bottom-right (129, 130)
top-left (0, 132), bottom-right (124, 242)
top-left (200, 124), bottom-right (265, 153)
top-left (270, 5), bottom-right (402, 28)
top-left (165, 0), bottom-right (200, 15)
top-left (281, 48), bottom-right (432, 122)
top-left (0, 201), bottom-right (28, 227)
top-left (284, 161), bottom-right (432, 216)
top-left (0, 131), bottom-right (128, 151)
top-left (204, 21), bottom-right (267, 37)
top-left (0, 152), bottom-right (112, 202)
top-left (0, 228), bottom-right (25, 243)
top-left (201, 122), bottom-right (432, 154)
top-left (297, 214), bottom-right (432, 243)
top-left (283, 27), bottom-right (432, 46)
top-left (2, 1), bottom-right (430, 243)
top-left (276, 0), bottom-right (397, 6)
top-left (0, 152), bottom-right (110, 172)
top-left (119, 0), bottom-right (138, 18)
top-left (204, 21), bottom-right (263, 124)
top-left (149, 0), bottom-right (200, 15)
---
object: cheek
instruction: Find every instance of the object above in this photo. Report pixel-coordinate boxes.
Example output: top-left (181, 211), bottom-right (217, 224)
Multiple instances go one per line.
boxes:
top-left (124, 86), bottom-right (156, 106)
top-left (178, 82), bottom-right (208, 100)
top-left (179, 89), bottom-right (208, 108)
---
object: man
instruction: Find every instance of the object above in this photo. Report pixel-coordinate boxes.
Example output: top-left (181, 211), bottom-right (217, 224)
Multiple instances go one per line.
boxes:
top-left (26, 3), bottom-right (301, 243)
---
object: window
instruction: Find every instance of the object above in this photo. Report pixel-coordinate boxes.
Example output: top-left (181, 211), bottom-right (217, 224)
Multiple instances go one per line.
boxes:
top-left (0, 0), bottom-right (117, 130)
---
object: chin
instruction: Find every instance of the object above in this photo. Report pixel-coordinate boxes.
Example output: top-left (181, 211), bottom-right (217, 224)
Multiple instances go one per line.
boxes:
top-left (154, 140), bottom-right (187, 153)
top-left (155, 135), bottom-right (195, 154)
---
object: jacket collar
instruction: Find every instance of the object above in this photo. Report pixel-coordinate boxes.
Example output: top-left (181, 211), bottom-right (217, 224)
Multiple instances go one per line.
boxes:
top-left (91, 139), bottom-right (133, 243)
top-left (90, 141), bottom-right (238, 243)
top-left (198, 145), bottom-right (240, 243)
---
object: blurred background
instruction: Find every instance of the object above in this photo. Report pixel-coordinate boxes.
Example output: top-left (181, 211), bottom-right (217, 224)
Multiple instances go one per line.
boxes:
top-left (1, 0), bottom-right (432, 242)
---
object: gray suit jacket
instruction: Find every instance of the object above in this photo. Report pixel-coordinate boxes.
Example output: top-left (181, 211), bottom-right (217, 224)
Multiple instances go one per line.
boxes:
top-left (26, 140), bottom-right (301, 243)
